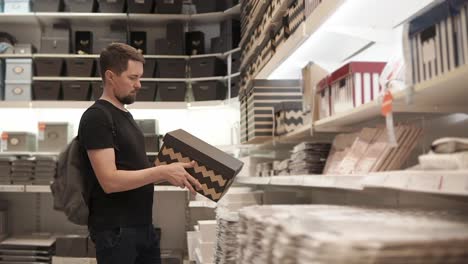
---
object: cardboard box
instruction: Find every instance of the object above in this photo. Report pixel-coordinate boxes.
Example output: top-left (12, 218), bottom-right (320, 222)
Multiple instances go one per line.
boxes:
top-left (156, 129), bottom-right (244, 202)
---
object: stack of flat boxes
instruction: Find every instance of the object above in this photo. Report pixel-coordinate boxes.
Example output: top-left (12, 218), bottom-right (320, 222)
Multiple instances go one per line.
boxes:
top-left (242, 80), bottom-right (302, 144)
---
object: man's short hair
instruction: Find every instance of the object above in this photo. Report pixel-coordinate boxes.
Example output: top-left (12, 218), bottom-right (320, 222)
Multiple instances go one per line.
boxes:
top-left (99, 43), bottom-right (145, 82)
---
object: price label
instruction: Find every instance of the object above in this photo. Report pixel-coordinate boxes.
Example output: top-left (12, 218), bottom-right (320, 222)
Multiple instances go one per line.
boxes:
top-left (381, 90), bottom-right (393, 117)
top-left (1, 132), bottom-right (8, 151)
top-left (38, 123), bottom-right (46, 141)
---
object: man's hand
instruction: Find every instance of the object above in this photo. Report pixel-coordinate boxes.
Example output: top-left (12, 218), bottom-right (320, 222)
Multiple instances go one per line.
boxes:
top-left (157, 161), bottom-right (202, 195)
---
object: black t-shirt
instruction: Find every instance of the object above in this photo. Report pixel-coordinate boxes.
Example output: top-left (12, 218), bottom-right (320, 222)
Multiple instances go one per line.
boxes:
top-left (78, 99), bottom-right (154, 231)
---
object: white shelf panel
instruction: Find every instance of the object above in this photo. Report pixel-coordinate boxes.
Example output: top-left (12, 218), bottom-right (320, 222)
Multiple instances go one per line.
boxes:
top-left (0, 54), bottom-right (33, 58)
top-left (236, 177), bottom-right (271, 185)
top-left (363, 171), bottom-right (468, 197)
top-left (0, 185), bottom-right (25, 192)
top-left (0, 101), bottom-right (31, 108)
top-left (36, 12), bottom-right (127, 25)
top-left (190, 4), bottom-right (241, 24)
top-left (0, 13), bottom-right (36, 24)
top-left (0, 152), bottom-right (58, 156)
top-left (25, 185), bottom-right (51, 193)
top-left (33, 54), bottom-right (99, 59)
top-left (31, 101), bottom-right (94, 109)
top-left (143, 55), bottom-right (189, 59)
top-left (32, 77), bottom-right (101, 81)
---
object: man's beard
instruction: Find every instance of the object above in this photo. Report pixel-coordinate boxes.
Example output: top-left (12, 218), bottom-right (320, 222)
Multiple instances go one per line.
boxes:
top-left (117, 93), bottom-right (136, 105)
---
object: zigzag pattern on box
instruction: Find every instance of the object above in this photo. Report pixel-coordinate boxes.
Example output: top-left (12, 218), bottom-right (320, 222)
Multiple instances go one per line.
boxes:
top-left (156, 146), bottom-right (227, 201)
top-left (159, 146), bottom-right (226, 187)
top-left (285, 111), bottom-right (303, 119)
top-left (283, 123), bottom-right (304, 132)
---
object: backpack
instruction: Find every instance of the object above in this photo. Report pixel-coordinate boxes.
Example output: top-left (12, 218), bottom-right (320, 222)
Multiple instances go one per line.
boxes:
top-left (50, 104), bottom-right (115, 226)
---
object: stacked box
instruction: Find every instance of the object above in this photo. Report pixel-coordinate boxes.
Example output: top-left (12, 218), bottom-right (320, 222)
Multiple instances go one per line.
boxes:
top-left (155, 129), bottom-right (243, 202)
top-left (274, 101), bottom-right (303, 136)
top-left (239, 89), bottom-right (248, 143)
top-left (245, 80), bottom-right (302, 144)
top-left (33, 155), bottom-right (57, 184)
top-left (32, 81), bottom-right (61, 100)
top-left (136, 82), bottom-right (157, 101)
top-left (33, 0), bottom-right (63, 12)
top-left (37, 122), bottom-right (73, 152)
top-left (64, 0), bottom-right (96, 12)
top-left (155, 0), bottom-right (181, 14)
top-left (4, 0), bottom-right (30, 13)
top-left (98, 0), bottom-right (125, 13)
top-left (11, 157), bottom-right (34, 184)
top-left (329, 62), bottom-right (385, 115)
top-left (0, 157), bottom-right (14, 184)
top-left (404, 0), bottom-right (468, 85)
top-left (41, 24), bottom-right (70, 54)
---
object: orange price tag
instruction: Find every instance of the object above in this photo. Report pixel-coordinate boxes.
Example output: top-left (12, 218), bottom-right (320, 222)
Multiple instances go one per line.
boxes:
top-left (1, 132), bottom-right (7, 151)
top-left (38, 122), bottom-right (46, 131)
top-left (381, 91), bottom-right (393, 117)
top-left (1, 132), bottom-right (8, 140)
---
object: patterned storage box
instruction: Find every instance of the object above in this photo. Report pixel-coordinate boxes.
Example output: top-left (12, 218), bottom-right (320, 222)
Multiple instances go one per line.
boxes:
top-left (156, 129), bottom-right (243, 202)
top-left (274, 101), bottom-right (303, 136)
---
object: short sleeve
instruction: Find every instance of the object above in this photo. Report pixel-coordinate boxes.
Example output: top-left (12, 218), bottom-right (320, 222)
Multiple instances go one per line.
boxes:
top-left (79, 108), bottom-right (114, 150)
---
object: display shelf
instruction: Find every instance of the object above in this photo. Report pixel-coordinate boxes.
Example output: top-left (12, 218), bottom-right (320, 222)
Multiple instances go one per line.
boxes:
top-left (256, 0), bottom-right (345, 78)
top-left (30, 100), bottom-right (94, 109)
top-left (258, 0), bottom-right (435, 79)
top-left (236, 175), bottom-right (363, 190)
top-left (240, 0), bottom-right (297, 69)
top-left (0, 152), bottom-right (58, 156)
top-left (0, 13), bottom-right (37, 24)
top-left (25, 185), bottom-right (51, 193)
top-left (33, 54), bottom-right (99, 59)
top-left (363, 171), bottom-right (468, 197)
top-left (0, 185), bottom-right (25, 192)
top-left (314, 64), bottom-right (468, 132)
top-left (35, 12), bottom-right (127, 26)
top-left (0, 54), bottom-right (33, 58)
top-left (190, 4), bottom-right (241, 24)
top-left (32, 77), bottom-right (101, 82)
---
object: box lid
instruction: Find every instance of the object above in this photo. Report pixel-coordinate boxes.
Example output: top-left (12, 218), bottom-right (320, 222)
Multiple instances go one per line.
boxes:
top-left (408, 0), bottom-right (465, 37)
top-left (329, 62), bottom-right (386, 84)
top-left (162, 129), bottom-right (243, 178)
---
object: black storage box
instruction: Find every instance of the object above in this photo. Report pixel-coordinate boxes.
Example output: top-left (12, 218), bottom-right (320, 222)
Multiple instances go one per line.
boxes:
top-left (62, 81), bottom-right (90, 100)
top-left (155, 38), bottom-right (183, 55)
top-left (185, 31), bottom-right (205, 55)
top-left (41, 24), bottom-right (70, 54)
top-left (34, 58), bottom-right (64, 76)
top-left (65, 58), bottom-right (94, 77)
top-left (144, 134), bottom-right (159, 152)
top-left (130, 31), bottom-right (147, 54)
top-left (192, 81), bottom-right (226, 101)
top-left (155, 59), bottom-right (186, 78)
top-left (156, 129), bottom-right (244, 202)
top-left (75, 31), bottom-right (93, 54)
top-left (94, 59), bottom-right (101, 76)
top-left (158, 82), bottom-right (186, 101)
top-left (189, 57), bottom-right (226, 78)
top-left (166, 22), bottom-right (184, 42)
top-left (93, 24), bottom-right (127, 54)
top-left (33, 0), bottom-right (64, 12)
top-left (91, 81), bottom-right (103, 100)
top-left (155, 0), bottom-right (182, 14)
top-left (98, 0), bottom-right (125, 12)
top-left (217, 0), bottom-right (238, 11)
top-left (192, 0), bottom-right (217, 13)
top-left (221, 19), bottom-right (240, 38)
top-left (136, 82), bottom-right (156, 101)
top-left (135, 119), bottom-right (158, 134)
top-left (56, 236), bottom-right (88, 257)
top-left (143, 58), bottom-right (156, 78)
top-left (127, 0), bottom-right (153, 13)
top-left (64, 0), bottom-right (97, 12)
top-left (33, 81), bottom-right (61, 100)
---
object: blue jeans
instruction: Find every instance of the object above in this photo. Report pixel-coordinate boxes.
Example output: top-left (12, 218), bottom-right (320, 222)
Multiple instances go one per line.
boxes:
top-left (89, 225), bottom-right (161, 264)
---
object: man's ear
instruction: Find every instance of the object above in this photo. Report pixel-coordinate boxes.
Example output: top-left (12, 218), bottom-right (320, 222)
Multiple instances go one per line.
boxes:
top-left (105, 70), bottom-right (114, 83)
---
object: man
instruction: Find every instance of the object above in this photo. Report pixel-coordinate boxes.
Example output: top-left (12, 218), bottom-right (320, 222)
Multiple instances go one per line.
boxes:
top-left (78, 43), bottom-right (202, 264)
